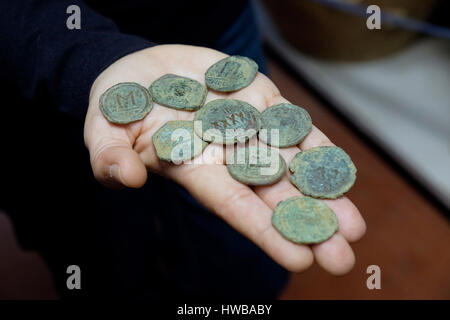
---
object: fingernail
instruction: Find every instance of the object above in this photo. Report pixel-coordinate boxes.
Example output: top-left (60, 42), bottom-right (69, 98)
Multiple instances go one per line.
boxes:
top-left (109, 164), bottom-right (123, 184)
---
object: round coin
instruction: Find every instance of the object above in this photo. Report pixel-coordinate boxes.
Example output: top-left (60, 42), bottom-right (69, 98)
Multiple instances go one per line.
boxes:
top-left (193, 99), bottom-right (261, 145)
top-left (149, 74), bottom-right (207, 111)
top-left (152, 120), bottom-right (209, 163)
top-left (100, 82), bottom-right (152, 124)
top-left (289, 146), bottom-right (357, 199)
top-left (205, 55), bottom-right (258, 92)
top-left (259, 103), bottom-right (312, 147)
top-left (272, 196), bottom-right (338, 244)
top-left (227, 145), bottom-right (286, 186)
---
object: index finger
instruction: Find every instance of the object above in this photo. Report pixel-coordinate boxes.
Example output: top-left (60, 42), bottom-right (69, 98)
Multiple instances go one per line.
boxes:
top-left (159, 144), bottom-right (315, 273)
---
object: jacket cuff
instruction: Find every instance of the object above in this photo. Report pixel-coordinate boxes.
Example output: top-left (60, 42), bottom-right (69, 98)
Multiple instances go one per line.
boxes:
top-left (58, 34), bottom-right (155, 119)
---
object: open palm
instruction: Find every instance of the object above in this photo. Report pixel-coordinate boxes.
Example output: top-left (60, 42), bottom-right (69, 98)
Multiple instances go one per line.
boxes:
top-left (84, 44), bottom-right (366, 275)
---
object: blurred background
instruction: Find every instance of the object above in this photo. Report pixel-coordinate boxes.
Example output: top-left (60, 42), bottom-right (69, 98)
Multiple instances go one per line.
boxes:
top-left (1, 0), bottom-right (449, 299)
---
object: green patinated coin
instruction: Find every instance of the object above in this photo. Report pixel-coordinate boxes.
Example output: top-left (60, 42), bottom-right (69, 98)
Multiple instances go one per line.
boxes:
top-left (194, 99), bottom-right (261, 145)
top-left (205, 55), bottom-right (258, 92)
top-left (272, 196), bottom-right (338, 244)
top-left (152, 120), bottom-right (208, 163)
top-left (226, 145), bottom-right (286, 186)
top-left (259, 103), bottom-right (312, 147)
top-left (149, 74), bottom-right (207, 111)
top-left (289, 146), bottom-right (357, 199)
top-left (100, 82), bottom-right (152, 124)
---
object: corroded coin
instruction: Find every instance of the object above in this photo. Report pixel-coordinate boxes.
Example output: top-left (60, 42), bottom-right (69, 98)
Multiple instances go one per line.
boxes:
top-left (100, 82), bottom-right (152, 124)
top-left (272, 196), bottom-right (338, 244)
top-left (152, 120), bottom-right (208, 163)
top-left (205, 55), bottom-right (258, 92)
top-left (149, 74), bottom-right (207, 111)
top-left (193, 99), bottom-right (261, 145)
top-left (289, 146), bottom-right (357, 199)
top-left (226, 145), bottom-right (286, 186)
top-left (259, 103), bottom-right (312, 147)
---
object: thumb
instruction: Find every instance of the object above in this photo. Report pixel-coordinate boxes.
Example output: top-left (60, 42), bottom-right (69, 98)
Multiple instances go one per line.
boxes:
top-left (89, 140), bottom-right (148, 189)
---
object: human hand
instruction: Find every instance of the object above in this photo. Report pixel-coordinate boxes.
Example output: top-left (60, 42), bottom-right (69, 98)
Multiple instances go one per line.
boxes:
top-left (84, 44), bottom-right (366, 275)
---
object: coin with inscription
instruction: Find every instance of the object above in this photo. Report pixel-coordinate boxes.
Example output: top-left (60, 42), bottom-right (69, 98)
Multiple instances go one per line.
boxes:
top-left (100, 82), bottom-right (152, 124)
top-left (205, 55), bottom-right (258, 92)
top-left (259, 103), bottom-right (312, 147)
top-left (152, 120), bottom-right (208, 163)
top-left (193, 99), bottom-right (261, 145)
top-left (272, 196), bottom-right (338, 244)
top-left (226, 145), bottom-right (286, 186)
top-left (289, 146), bottom-right (357, 199)
top-left (149, 74), bottom-right (207, 111)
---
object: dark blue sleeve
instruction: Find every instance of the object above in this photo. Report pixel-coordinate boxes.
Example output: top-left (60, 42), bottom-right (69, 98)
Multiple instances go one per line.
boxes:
top-left (0, 0), bottom-right (154, 118)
